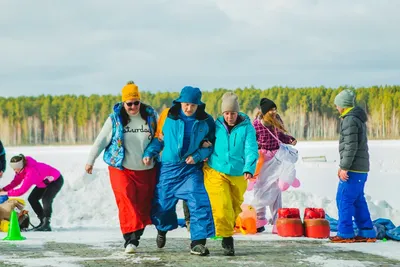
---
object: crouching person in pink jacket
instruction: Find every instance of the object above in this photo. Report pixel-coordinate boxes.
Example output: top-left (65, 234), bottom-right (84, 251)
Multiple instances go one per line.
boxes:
top-left (0, 154), bottom-right (64, 231)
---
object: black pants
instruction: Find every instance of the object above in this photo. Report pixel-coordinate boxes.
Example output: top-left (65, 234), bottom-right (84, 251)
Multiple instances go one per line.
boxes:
top-left (28, 175), bottom-right (64, 218)
top-left (123, 228), bottom-right (144, 247)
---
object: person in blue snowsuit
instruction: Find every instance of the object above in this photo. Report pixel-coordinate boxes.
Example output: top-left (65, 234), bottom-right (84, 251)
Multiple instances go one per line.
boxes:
top-left (143, 86), bottom-right (216, 256)
top-left (330, 89), bottom-right (377, 243)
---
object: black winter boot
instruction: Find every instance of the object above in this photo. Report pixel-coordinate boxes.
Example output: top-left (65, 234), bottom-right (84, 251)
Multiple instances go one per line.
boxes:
top-left (33, 217), bottom-right (51, 231)
top-left (156, 230), bottom-right (167, 248)
top-left (190, 239), bottom-right (210, 256)
top-left (222, 237), bottom-right (235, 256)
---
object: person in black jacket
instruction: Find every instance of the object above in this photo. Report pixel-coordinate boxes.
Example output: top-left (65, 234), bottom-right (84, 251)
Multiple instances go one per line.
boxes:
top-left (0, 140), bottom-right (5, 178)
top-left (330, 89), bottom-right (376, 243)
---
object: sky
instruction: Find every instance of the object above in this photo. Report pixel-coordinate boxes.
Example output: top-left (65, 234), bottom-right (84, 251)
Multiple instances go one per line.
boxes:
top-left (1, 0), bottom-right (400, 97)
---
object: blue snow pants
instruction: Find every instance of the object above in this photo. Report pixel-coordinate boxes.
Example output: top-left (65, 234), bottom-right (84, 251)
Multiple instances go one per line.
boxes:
top-left (336, 171), bottom-right (376, 238)
top-left (151, 162), bottom-right (215, 241)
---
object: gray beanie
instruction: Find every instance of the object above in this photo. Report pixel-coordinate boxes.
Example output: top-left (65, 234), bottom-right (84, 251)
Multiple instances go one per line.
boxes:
top-left (334, 89), bottom-right (355, 108)
top-left (221, 92), bottom-right (240, 113)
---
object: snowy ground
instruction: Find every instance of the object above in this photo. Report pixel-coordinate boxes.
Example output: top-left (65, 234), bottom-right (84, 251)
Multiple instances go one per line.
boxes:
top-left (0, 141), bottom-right (399, 266)
top-left (1, 227), bottom-right (400, 267)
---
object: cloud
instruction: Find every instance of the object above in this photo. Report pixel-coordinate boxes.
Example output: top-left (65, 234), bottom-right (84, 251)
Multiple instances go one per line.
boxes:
top-left (0, 0), bottom-right (399, 97)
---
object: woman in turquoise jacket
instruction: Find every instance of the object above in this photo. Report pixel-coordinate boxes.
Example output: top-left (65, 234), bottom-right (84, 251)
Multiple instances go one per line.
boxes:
top-left (143, 86), bottom-right (216, 256)
top-left (204, 92), bottom-right (258, 256)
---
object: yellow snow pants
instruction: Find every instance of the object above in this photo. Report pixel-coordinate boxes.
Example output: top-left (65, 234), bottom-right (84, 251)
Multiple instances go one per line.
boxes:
top-left (203, 163), bottom-right (247, 237)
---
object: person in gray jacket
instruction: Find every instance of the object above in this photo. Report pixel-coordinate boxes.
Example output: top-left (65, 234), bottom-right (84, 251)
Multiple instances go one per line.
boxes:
top-left (330, 89), bottom-right (376, 243)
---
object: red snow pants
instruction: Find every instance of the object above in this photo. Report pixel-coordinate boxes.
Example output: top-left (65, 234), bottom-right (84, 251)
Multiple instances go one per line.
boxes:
top-left (108, 166), bottom-right (157, 234)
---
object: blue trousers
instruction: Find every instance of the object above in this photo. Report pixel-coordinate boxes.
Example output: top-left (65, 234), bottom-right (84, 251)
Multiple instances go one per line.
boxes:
top-left (336, 172), bottom-right (376, 238)
top-left (151, 162), bottom-right (215, 241)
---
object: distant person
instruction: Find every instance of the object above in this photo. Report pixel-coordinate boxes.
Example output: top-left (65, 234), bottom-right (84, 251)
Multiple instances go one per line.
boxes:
top-left (143, 86), bottom-right (215, 256)
top-left (85, 81), bottom-right (159, 253)
top-left (203, 92), bottom-right (258, 256)
top-left (250, 98), bottom-right (297, 233)
top-left (0, 140), bottom-right (5, 178)
top-left (0, 154), bottom-right (64, 231)
top-left (330, 89), bottom-right (376, 243)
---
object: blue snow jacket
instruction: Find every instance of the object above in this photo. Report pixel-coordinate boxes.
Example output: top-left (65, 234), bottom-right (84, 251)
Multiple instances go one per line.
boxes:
top-left (143, 102), bottom-right (215, 164)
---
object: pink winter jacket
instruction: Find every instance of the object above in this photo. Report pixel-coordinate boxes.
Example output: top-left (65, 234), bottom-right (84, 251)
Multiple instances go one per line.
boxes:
top-left (3, 156), bottom-right (61, 197)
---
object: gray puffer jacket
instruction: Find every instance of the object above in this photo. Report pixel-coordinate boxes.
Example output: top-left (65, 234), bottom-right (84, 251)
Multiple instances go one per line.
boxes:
top-left (338, 106), bottom-right (369, 172)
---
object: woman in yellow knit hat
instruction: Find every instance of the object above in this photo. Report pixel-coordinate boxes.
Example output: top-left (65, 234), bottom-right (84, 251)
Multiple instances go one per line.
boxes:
top-left (85, 81), bottom-right (159, 253)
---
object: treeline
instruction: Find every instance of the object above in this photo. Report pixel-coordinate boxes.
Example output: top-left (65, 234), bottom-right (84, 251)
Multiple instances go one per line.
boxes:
top-left (0, 86), bottom-right (399, 145)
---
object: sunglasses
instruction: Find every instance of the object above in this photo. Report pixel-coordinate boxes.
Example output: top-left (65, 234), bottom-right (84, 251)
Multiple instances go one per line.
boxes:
top-left (125, 101), bottom-right (140, 107)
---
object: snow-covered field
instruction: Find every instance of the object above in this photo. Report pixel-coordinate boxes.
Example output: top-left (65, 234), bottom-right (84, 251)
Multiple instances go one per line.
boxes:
top-left (0, 140), bottom-right (400, 264)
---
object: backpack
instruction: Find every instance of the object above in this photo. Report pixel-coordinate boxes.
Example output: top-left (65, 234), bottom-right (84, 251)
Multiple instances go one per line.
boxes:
top-left (18, 210), bottom-right (30, 231)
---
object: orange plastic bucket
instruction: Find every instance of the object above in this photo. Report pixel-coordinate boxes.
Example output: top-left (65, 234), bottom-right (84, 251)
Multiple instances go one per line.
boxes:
top-left (304, 219), bottom-right (330, 238)
top-left (276, 218), bottom-right (304, 237)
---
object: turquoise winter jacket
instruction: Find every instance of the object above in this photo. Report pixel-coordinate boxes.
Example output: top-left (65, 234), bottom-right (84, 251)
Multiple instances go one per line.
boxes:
top-left (143, 103), bottom-right (215, 164)
top-left (208, 113), bottom-right (259, 176)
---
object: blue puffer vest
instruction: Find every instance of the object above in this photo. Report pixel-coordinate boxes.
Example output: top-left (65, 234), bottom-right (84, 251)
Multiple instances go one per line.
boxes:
top-left (103, 102), bottom-right (158, 169)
